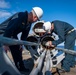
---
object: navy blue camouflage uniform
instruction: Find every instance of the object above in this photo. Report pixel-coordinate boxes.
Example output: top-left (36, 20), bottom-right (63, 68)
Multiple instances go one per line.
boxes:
top-left (51, 20), bottom-right (76, 72)
top-left (3, 11), bottom-right (32, 70)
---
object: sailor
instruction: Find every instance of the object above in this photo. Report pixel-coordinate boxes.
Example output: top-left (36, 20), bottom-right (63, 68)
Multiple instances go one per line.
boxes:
top-left (42, 20), bottom-right (76, 72)
top-left (3, 7), bottom-right (43, 72)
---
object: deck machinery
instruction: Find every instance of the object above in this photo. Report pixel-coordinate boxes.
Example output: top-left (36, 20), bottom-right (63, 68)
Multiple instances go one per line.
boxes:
top-left (0, 21), bottom-right (76, 75)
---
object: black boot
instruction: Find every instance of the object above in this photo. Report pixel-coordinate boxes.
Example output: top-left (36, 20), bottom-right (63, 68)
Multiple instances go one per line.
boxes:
top-left (58, 68), bottom-right (70, 73)
top-left (19, 63), bottom-right (30, 72)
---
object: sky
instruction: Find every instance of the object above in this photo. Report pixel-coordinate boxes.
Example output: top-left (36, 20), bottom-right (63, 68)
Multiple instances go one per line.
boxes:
top-left (0, 0), bottom-right (76, 26)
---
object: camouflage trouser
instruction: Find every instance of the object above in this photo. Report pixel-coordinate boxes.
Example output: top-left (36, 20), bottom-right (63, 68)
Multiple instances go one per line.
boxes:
top-left (61, 30), bottom-right (76, 71)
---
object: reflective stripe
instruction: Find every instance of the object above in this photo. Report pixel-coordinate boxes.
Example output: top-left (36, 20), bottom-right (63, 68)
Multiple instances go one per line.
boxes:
top-left (67, 29), bottom-right (75, 34)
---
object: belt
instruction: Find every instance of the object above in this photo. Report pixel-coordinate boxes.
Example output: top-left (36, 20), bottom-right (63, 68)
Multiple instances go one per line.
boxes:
top-left (67, 29), bottom-right (75, 34)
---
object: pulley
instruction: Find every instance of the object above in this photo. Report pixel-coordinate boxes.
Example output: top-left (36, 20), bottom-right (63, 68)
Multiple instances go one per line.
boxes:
top-left (41, 34), bottom-right (55, 50)
top-left (26, 36), bottom-right (38, 50)
top-left (33, 21), bottom-right (45, 36)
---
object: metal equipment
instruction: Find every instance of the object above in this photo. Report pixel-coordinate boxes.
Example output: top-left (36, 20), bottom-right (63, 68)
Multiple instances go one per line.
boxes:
top-left (0, 21), bottom-right (76, 75)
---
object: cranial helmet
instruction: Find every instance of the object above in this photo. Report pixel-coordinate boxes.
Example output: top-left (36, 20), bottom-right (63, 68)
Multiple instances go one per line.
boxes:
top-left (43, 21), bottom-right (51, 31)
top-left (32, 7), bottom-right (43, 20)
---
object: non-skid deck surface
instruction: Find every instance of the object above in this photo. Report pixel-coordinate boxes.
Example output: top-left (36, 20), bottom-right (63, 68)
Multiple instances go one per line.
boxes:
top-left (7, 50), bottom-right (76, 75)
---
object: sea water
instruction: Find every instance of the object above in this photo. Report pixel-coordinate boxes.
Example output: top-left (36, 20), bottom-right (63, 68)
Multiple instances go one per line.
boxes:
top-left (57, 46), bottom-right (76, 60)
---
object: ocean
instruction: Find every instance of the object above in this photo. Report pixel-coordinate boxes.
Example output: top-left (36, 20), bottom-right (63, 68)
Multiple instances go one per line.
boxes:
top-left (57, 46), bottom-right (76, 60)
top-left (57, 46), bottom-right (76, 51)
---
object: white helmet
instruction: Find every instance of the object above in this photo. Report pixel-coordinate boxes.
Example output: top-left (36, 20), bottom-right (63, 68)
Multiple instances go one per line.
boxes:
top-left (32, 7), bottom-right (43, 20)
top-left (43, 21), bottom-right (51, 31)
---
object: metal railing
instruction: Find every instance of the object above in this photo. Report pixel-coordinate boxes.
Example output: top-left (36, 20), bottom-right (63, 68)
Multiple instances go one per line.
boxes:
top-left (0, 35), bottom-right (76, 75)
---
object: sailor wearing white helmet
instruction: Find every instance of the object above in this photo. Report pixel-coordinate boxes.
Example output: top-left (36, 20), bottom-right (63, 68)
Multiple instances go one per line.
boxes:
top-left (3, 6), bottom-right (43, 72)
top-left (43, 20), bottom-right (76, 72)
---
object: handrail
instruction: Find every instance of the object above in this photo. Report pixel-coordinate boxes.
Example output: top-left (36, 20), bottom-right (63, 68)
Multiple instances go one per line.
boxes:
top-left (0, 35), bottom-right (39, 46)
